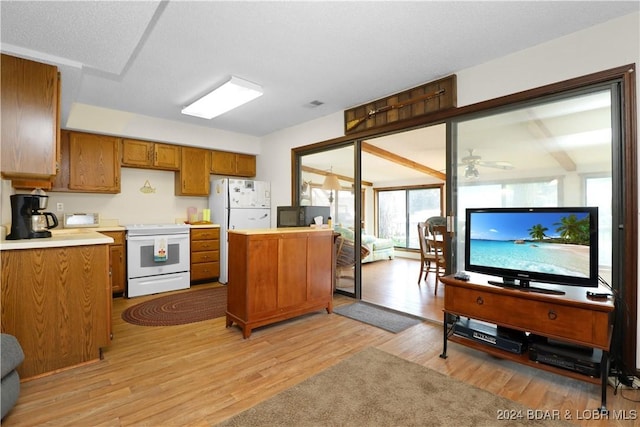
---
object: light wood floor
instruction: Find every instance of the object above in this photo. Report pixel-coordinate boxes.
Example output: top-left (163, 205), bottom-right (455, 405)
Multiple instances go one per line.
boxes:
top-left (4, 260), bottom-right (639, 426)
top-left (335, 256), bottom-right (445, 323)
top-left (362, 256), bottom-right (445, 322)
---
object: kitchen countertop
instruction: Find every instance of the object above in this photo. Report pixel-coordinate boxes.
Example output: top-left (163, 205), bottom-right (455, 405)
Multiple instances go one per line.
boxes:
top-left (55, 226), bottom-right (126, 233)
top-left (0, 226), bottom-right (124, 251)
top-left (188, 223), bottom-right (220, 229)
top-left (0, 230), bottom-right (114, 251)
top-left (0, 224), bottom-right (223, 250)
top-left (229, 227), bottom-right (334, 236)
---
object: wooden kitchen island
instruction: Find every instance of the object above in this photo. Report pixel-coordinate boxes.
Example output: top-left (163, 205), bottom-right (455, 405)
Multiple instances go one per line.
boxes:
top-left (226, 227), bottom-right (334, 338)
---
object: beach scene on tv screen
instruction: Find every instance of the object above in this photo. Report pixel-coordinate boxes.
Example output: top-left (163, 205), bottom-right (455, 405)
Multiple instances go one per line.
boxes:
top-left (469, 211), bottom-right (591, 278)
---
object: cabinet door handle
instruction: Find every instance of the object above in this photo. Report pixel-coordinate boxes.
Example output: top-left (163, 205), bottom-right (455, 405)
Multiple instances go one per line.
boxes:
top-left (548, 310), bottom-right (557, 320)
top-left (476, 296), bottom-right (484, 305)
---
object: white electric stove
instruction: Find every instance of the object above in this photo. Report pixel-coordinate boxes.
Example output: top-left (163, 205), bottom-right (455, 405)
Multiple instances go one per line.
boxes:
top-left (125, 224), bottom-right (190, 297)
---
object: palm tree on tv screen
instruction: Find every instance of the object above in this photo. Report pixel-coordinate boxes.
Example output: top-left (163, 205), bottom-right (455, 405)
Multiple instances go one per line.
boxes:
top-left (528, 224), bottom-right (548, 241)
top-left (553, 214), bottom-right (590, 245)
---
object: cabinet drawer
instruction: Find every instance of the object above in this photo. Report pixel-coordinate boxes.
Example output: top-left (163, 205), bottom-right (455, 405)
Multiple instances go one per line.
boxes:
top-left (191, 240), bottom-right (219, 251)
top-left (191, 228), bottom-right (220, 241)
top-left (191, 250), bottom-right (219, 263)
top-left (445, 286), bottom-right (610, 348)
top-left (191, 262), bottom-right (219, 281)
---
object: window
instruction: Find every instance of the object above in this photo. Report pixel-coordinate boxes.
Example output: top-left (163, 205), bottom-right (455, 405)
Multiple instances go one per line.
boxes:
top-left (453, 88), bottom-right (613, 283)
top-left (586, 176), bottom-right (612, 269)
top-left (458, 179), bottom-right (560, 214)
top-left (377, 186), bottom-right (443, 249)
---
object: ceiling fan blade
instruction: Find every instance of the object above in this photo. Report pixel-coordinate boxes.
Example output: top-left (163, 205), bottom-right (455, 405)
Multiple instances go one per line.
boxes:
top-left (477, 160), bottom-right (514, 170)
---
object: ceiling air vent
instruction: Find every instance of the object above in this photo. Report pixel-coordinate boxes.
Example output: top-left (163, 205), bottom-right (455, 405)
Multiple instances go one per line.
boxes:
top-left (305, 100), bottom-right (324, 108)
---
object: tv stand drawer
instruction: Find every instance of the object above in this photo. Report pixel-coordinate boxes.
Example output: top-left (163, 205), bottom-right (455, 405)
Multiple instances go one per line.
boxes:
top-left (445, 284), bottom-right (611, 348)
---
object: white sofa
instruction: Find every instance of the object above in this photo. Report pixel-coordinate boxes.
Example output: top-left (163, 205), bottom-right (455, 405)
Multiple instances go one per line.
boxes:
top-left (334, 225), bottom-right (395, 263)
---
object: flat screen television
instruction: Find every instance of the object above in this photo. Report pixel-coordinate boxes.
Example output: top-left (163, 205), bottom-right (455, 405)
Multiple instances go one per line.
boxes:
top-left (464, 207), bottom-right (599, 294)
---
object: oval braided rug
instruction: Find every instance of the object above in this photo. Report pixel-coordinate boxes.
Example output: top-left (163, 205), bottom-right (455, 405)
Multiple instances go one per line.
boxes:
top-left (121, 286), bottom-right (227, 326)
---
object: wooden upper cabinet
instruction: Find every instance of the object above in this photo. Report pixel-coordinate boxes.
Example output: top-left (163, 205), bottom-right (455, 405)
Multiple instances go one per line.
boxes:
top-left (121, 139), bottom-right (180, 170)
top-left (1, 54), bottom-right (60, 180)
top-left (68, 132), bottom-right (121, 193)
top-left (175, 146), bottom-right (210, 196)
top-left (121, 139), bottom-right (152, 167)
top-left (211, 150), bottom-right (256, 177)
top-left (210, 150), bottom-right (236, 175)
top-left (235, 153), bottom-right (257, 177)
top-left (50, 129), bottom-right (71, 191)
top-left (154, 143), bottom-right (181, 170)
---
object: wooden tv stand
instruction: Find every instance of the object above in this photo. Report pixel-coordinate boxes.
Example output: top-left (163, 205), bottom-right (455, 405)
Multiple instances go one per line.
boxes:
top-left (439, 273), bottom-right (615, 411)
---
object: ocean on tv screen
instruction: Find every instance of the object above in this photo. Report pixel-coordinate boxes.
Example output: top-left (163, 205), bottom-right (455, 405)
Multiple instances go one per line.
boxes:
top-left (469, 239), bottom-right (590, 278)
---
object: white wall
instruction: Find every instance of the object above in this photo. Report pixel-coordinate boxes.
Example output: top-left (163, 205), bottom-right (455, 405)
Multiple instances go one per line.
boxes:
top-left (66, 103), bottom-right (261, 154)
top-left (258, 12), bottom-right (640, 366)
top-left (259, 112), bottom-right (344, 211)
top-left (47, 168), bottom-right (207, 225)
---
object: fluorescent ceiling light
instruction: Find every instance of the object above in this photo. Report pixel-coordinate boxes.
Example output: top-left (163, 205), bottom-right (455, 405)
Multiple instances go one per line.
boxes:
top-left (181, 76), bottom-right (263, 119)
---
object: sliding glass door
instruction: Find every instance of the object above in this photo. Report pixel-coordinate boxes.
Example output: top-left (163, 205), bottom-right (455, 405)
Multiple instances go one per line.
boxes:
top-left (451, 85), bottom-right (618, 288)
top-left (299, 143), bottom-right (359, 297)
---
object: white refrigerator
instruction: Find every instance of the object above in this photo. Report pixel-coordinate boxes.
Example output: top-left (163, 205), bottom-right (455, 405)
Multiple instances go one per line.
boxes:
top-left (209, 178), bottom-right (271, 283)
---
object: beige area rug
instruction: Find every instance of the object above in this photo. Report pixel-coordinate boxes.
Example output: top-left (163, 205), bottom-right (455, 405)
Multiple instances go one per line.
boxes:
top-left (217, 347), bottom-right (572, 427)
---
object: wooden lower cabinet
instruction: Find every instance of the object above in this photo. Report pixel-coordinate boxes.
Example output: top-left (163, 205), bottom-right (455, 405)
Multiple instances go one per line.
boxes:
top-left (190, 227), bottom-right (220, 282)
top-left (1, 244), bottom-right (111, 379)
top-left (226, 228), bottom-right (334, 338)
top-left (101, 231), bottom-right (126, 294)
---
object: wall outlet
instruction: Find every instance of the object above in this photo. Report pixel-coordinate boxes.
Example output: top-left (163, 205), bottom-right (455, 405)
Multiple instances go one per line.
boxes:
top-left (56, 202), bottom-right (64, 212)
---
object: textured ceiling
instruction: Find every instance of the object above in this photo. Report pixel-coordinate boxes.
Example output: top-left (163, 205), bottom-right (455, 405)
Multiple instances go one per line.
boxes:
top-left (1, 1), bottom-right (638, 138)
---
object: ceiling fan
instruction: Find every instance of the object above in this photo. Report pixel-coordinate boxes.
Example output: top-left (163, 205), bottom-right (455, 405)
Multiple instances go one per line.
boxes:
top-left (460, 149), bottom-right (514, 179)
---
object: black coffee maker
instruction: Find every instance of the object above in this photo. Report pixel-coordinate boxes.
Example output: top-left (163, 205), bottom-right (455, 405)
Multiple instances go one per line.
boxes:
top-left (7, 194), bottom-right (59, 240)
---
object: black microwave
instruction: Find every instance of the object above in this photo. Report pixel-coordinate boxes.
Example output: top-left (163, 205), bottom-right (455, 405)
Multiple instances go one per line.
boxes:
top-left (276, 206), bottom-right (330, 227)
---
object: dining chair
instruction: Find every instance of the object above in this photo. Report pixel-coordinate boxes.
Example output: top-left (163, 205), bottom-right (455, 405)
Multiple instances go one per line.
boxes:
top-left (431, 224), bottom-right (448, 295)
top-left (417, 221), bottom-right (438, 285)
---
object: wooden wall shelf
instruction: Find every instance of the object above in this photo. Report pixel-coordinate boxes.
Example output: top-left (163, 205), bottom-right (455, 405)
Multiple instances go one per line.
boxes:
top-left (344, 74), bottom-right (456, 134)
